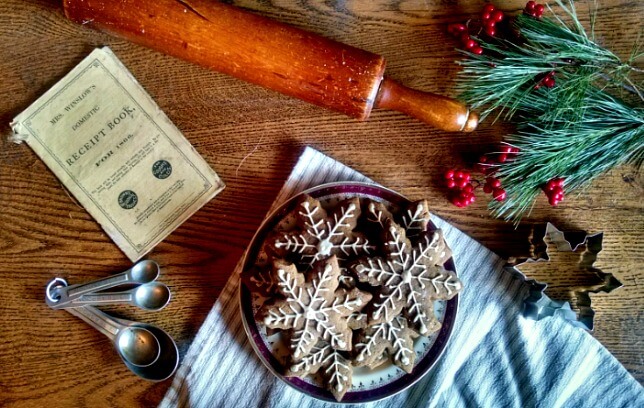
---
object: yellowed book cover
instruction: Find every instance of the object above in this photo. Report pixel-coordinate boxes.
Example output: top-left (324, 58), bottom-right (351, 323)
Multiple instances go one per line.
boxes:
top-left (11, 47), bottom-right (225, 261)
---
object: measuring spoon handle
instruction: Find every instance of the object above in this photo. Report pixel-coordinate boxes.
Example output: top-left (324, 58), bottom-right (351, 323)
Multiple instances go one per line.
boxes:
top-left (67, 260), bottom-right (159, 298)
top-left (73, 291), bottom-right (134, 306)
top-left (47, 260), bottom-right (160, 309)
top-left (65, 305), bottom-right (121, 340)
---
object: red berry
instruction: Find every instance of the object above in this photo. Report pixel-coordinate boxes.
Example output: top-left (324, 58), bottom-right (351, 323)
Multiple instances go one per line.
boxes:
top-left (447, 179), bottom-right (457, 189)
top-left (485, 20), bottom-right (496, 30)
top-left (448, 23), bottom-right (466, 34)
top-left (463, 183), bottom-right (474, 193)
top-left (465, 39), bottom-right (477, 49)
top-left (548, 196), bottom-right (558, 206)
top-left (546, 179), bottom-right (557, 191)
top-left (526, 1), bottom-right (536, 11)
top-left (459, 190), bottom-right (475, 204)
top-left (458, 179), bottom-right (468, 188)
top-left (451, 197), bottom-right (465, 207)
top-left (461, 33), bottom-right (471, 43)
top-left (479, 155), bottom-right (488, 163)
top-left (483, 184), bottom-right (493, 194)
top-left (472, 46), bottom-right (484, 55)
top-left (492, 10), bottom-right (504, 22)
top-left (493, 188), bottom-right (507, 201)
top-left (482, 11), bottom-right (492, 21)
top-left (455, 170), bottom-right (465, 179)
top-left (445, 169), bottom-right (455, 179)
top-left (543, 77), bottom-right (555, 88)
top-left (490, 178), bottom-right (502, 189)
top-left (462, 172), bottom-right (471, 182)
top-left (502, 145), bottom-right (513, 154)
top-left (535, 4), bottom-right (545, 15)
top-left (498, 153), bottom-right (508, 163)
top-left (556, 178), bottom-right (565, 187)
top-left (486, 27), bottom-right (496, 37)
top-left (534, 84), bottom-right (541, 90)
top-left (484, 4), bottom-right (496, 13)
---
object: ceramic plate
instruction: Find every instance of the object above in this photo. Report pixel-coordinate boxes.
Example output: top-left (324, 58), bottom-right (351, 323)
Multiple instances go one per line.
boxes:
top-left (239, 182), bottom-right (458, 404)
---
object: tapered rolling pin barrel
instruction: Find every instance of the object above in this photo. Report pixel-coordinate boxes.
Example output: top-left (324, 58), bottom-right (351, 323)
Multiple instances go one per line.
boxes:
top-left (63, 0), bottom-right (478, 132)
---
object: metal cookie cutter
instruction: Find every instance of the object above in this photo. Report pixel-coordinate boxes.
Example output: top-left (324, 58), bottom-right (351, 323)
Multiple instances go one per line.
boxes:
top-left (505, 223), bottom-right (623, 331)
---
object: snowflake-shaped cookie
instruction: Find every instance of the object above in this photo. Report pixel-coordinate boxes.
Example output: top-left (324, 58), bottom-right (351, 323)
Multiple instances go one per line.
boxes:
top-left (366, 199), bottom-right (452, 266)
top-left (354, 315), bottom-right (418, 373)
top-left (350, 219), bottom-right (462, 335)
top-left (269, 196), bottom-right (374, 269)
top-left (261, 256), bottom-right (372, 358)
top-left (367, 199), bottom-right (431, 239)
top-left (287, 342), bottom-right (353, 402)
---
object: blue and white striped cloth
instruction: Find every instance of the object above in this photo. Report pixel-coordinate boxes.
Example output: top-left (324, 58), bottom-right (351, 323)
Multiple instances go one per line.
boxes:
top-left (160, 147), bottom-right (643, 408)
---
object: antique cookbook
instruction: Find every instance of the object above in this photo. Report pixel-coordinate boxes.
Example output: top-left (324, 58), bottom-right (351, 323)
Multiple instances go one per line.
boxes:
top-left (11, 47), bottom-right (225, 261)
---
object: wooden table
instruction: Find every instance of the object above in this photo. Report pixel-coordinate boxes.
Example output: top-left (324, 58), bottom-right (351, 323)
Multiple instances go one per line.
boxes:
top-left (0, 0), bottom-right (641, 406)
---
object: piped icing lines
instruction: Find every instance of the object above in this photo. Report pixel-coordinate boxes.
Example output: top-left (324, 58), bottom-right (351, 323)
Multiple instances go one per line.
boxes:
top-left (271, 196), bottom-right (374, 269)
top-left (354, 316), bottom-right (416, 373)
top-left (241, 265), bottom-right (276, 297)
top-left (367, 199), bottom-right (431, 238)
top-left (261, 256), bottom-right (372, 359)
top-left (287, 342), bottom-right (353, 402)
top-left (351, 220), bottom-right (462, 335)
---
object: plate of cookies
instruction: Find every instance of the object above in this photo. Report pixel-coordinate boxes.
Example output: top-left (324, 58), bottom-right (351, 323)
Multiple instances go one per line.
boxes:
top-left (240, 182), bottom-right (462, 403)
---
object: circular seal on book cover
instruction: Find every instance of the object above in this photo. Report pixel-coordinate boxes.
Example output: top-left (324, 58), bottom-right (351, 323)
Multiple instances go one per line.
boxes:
top-left (152, 160), bottom-right (172, 179)
top-left (118, 190), bottom-right (138, 209)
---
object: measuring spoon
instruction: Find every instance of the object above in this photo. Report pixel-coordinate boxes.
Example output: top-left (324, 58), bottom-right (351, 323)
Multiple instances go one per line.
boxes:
top-left (67, 306), bottom-right (179, 381)
top-left (66, 282), bottom-right (171, 311)
top-left (66, 305), bottom-right (161, 368)
top-left (46, 260), bottom-right (160, 308)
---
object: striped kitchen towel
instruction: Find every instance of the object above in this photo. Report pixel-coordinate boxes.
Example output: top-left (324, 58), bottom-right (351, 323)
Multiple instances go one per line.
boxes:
top-left (160, 146), bottom-right (643, 408)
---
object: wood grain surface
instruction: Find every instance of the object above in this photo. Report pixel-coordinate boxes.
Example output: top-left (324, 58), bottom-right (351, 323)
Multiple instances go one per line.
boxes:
top-left (0, 0), bottom-right (642, 406)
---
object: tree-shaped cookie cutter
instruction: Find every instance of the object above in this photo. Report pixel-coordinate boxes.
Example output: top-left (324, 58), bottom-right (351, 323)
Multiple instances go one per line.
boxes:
top-left (505, 223), bottom-right (623, 330)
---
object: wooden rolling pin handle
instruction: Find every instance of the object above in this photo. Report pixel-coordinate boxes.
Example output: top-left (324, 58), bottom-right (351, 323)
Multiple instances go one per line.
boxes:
top-left (375, 77), bottom-right (478, 132)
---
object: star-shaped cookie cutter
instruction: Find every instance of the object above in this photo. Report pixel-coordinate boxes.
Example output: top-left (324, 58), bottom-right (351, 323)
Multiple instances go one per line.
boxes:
top-left (505, 222), bottom-right (623, 331)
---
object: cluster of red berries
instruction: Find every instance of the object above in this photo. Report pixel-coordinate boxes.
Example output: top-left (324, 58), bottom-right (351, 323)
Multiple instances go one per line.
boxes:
top-left (481, 4), bottom-right (505, 37)
top-left (524, 1), bottom-right (545, 18)
top-left (483, 176), bottom-right (507, 202)
top-left (474, 145), bottom-right (520, 174)
top-left (445, 145), bottom-right (521, 208)
top-left (445, 170), bottom-right (477, 207)
top-left (447, 23), bottom-right (484, 55)
top-left (534, 71), bottom-right (556, 89)
top-left (544, 178), bottom-right (565, 206)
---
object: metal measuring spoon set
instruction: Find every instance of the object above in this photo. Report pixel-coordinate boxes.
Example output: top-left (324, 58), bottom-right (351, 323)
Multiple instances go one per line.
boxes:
top-left (45, 260), bottom-right (179, 381)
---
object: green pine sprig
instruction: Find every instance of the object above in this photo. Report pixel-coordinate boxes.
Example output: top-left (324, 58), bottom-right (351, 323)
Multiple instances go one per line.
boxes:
top-left (455, 0), bottom-right (644, 223)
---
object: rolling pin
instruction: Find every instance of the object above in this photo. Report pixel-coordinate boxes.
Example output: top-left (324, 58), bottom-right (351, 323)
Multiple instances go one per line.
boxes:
top-left (63, 0), bottom-right (478, 132)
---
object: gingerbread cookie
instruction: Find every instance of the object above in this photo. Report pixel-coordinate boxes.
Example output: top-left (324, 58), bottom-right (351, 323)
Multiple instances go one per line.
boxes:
top-left (367, 199), bottom-right (431, 239)
top-left (260, 256), bottom-right (372, 358)
top-left (241, 265), bottom-right (275, 297)
top-left (269, 195), bottom-right (374, 269)
top-left (354, 315), bottom-right (417, 373)
top-left (287, 342), bottom-right (353, 402)
top-left (350, 219), bottom-right (462, 335)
